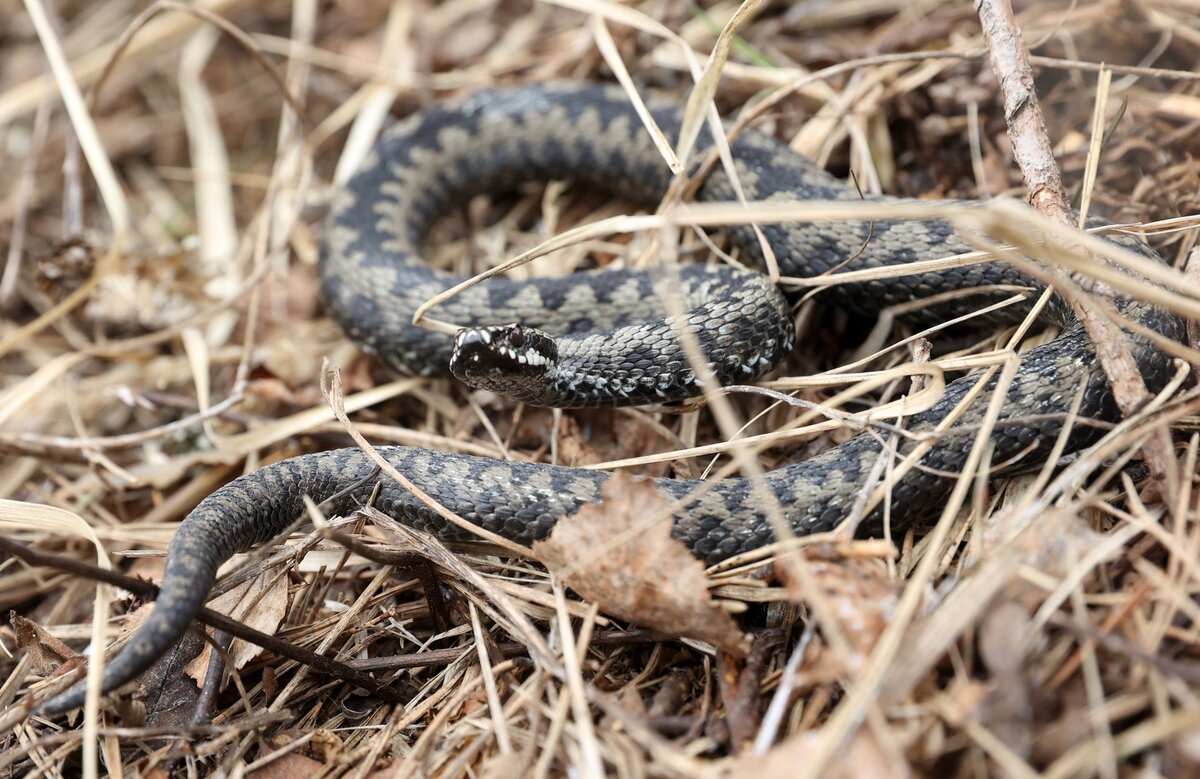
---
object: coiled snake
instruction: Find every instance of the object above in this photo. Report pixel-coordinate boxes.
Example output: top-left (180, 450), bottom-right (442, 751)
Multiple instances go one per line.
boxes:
top-left (39, 83), bottom-right (1181, 714)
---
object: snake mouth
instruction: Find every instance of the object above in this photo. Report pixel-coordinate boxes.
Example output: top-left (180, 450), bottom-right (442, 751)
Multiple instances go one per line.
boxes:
top-left (449, 324), bottom-right (559, 394)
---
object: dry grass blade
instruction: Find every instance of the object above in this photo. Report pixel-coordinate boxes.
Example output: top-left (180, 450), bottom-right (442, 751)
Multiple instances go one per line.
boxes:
top-left (179, 25), bottom-right (237, 275)
top-left (331, 0), bottom-right (414, 185)
top-left (0, 498), bottom-right (111, 777)
top-left (591, 16), bottom-right (682, 174)
top-left (675, 0), bottom-right (766, 164)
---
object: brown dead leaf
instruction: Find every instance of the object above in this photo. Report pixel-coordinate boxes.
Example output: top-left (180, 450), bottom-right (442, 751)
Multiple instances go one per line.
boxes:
top-left (555, 411), bottom-right (676, 472)
top-left (777, 558), bottom-right (898, 688)
top-left (533, 472), bottom-right (748, 656)
top-left (783, 558), bottom-right (897, 669)
top-left (456, 407), bottom-right (675, 474)
top-left (310, 729), bottom-right (346, 762)
top-left (115, 601), bottom-right (156, 644)
top-left (11, 611), bottom-right (80, 675)
top-left (124, 557), bottom-right (166, 586)
top-left (265, 729), bottom-right (344, 763)
top-left (185, 569), bottom-right (288, 685)
top-left (480, 752), bottom-right (527, 779)
top-left (731, 727), bottom-right (910, 779)
top-left (247, 753), bottom-right (325, 779)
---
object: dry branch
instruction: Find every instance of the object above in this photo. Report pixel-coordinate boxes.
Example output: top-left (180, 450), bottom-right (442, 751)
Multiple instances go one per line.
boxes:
top-left (975, 0), bottom-right (1175, 483)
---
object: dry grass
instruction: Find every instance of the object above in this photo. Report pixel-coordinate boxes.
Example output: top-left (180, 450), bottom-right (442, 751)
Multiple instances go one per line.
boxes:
top-left (1, 0), bottom-right (1199, 776)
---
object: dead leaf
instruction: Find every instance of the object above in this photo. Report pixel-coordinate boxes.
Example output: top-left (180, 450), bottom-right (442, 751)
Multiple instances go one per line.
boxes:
top-left (782, 558), bottom-right (897, 670)
top-left (731, 728), bottom-right (910, 779)
top-left (11, 611), bottom-right (80, 675)
top-left (778, 558), bottom-right (898, 688)
top-left (480, 752), bottom-right (526, 779)
top-left (185, 568), bottom-right (288, 685)
top-left (555, 411), bottom-right (675, 472)
top-left (115, 601), bottom-right (156, 643)
top-left (139, 631), bottom-right (207, 725)
top-left (247, 753), bottom-right (325, 779)
top-left (265, 729), bottom-right (343, 763)
top-left (533, 472), bottom-right (748, 656)
top-left (310, 729), bottom-right (345, 762)
top-left (123, 557), bottom-right (166, 592)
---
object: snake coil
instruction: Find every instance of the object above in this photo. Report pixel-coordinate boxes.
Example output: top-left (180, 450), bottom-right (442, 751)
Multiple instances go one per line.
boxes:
top-left (38, 83), bottom-right (1181, 715)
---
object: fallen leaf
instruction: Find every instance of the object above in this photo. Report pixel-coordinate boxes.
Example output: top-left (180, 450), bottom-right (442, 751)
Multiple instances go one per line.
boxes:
top-left (731, 727), bottom-right (910, 779)
top-left (555, 411), bottom-right (675, 472)
top-left (534, 472), bottom-right (748, 656)
top-left (480, 752), bottom-right (526, 779)
top-left (123, 557), bottom-right (166, 590)
top-left (782, 558), bottom-right (897, 669)
top-left (779, 558), bottom-right (898, 688)
top-left (247, 753), bottom-right (325, 779)
top-left (185, 568), bottom-right (288, 685)
top-left (140, 631), bottom-right (207, 725)
top-left (11, 611), bottom-right (80, 675)
top-left (265, 729), bottom-right (344, 762)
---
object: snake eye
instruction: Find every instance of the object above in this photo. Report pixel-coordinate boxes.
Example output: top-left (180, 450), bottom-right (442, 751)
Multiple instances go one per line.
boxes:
top-left (509, 326), bottom-right (525, 348)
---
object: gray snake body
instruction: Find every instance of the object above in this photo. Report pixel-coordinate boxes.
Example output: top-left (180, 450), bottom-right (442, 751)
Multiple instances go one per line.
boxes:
top-left (39, 83), bottom-right (1182, 714)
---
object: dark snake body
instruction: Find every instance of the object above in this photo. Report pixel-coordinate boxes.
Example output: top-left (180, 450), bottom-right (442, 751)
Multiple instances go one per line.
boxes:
top-left (40, 83), bottom-right (1182, 714)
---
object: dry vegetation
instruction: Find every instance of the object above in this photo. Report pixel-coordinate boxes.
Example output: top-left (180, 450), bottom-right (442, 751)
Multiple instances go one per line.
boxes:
top-left (2, 0), bottom-right (1200, 776)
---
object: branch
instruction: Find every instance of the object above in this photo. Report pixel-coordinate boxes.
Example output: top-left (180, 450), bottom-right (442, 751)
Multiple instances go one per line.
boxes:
top-left (975, 0), bottom-right (1173, 479)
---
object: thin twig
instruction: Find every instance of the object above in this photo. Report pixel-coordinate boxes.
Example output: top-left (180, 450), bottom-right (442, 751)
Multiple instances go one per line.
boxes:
top-left (0, 536), bottom-right (410, 706)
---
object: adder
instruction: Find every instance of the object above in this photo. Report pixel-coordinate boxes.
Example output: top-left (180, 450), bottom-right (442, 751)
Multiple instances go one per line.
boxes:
top-left (37, 82), bottom-right (1182, 715)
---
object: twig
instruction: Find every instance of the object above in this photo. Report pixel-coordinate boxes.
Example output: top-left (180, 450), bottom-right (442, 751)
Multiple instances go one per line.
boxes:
top-left (0, 390), bottom-right (246, 454)
top-left (0, 537), bottom-right (409, 706)
top-left (344, 629), bottom-right (661, 672)
top-left (1, 711), bottom-right (291, 774)
top-left (976, 0), bottom-right (1073, 222)
top-left (974, 0), bottom-right (1175, 482)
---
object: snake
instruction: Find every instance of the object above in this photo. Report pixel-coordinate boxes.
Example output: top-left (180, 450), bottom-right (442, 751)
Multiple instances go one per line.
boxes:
top-left (38, 82), bottom-right (1182, 715)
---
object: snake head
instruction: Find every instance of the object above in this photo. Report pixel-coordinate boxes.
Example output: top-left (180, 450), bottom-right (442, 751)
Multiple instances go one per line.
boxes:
top-left (450, 324), bottom-right (558, 400)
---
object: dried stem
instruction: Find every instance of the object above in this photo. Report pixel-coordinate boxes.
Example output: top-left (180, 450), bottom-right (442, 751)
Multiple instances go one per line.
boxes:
top-left (975, 0), bottom-right (1175, 482)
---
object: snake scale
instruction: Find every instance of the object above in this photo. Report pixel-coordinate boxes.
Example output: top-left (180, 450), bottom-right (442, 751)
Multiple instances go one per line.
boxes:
top-left (39, 83), bottom-right (1181, 715)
